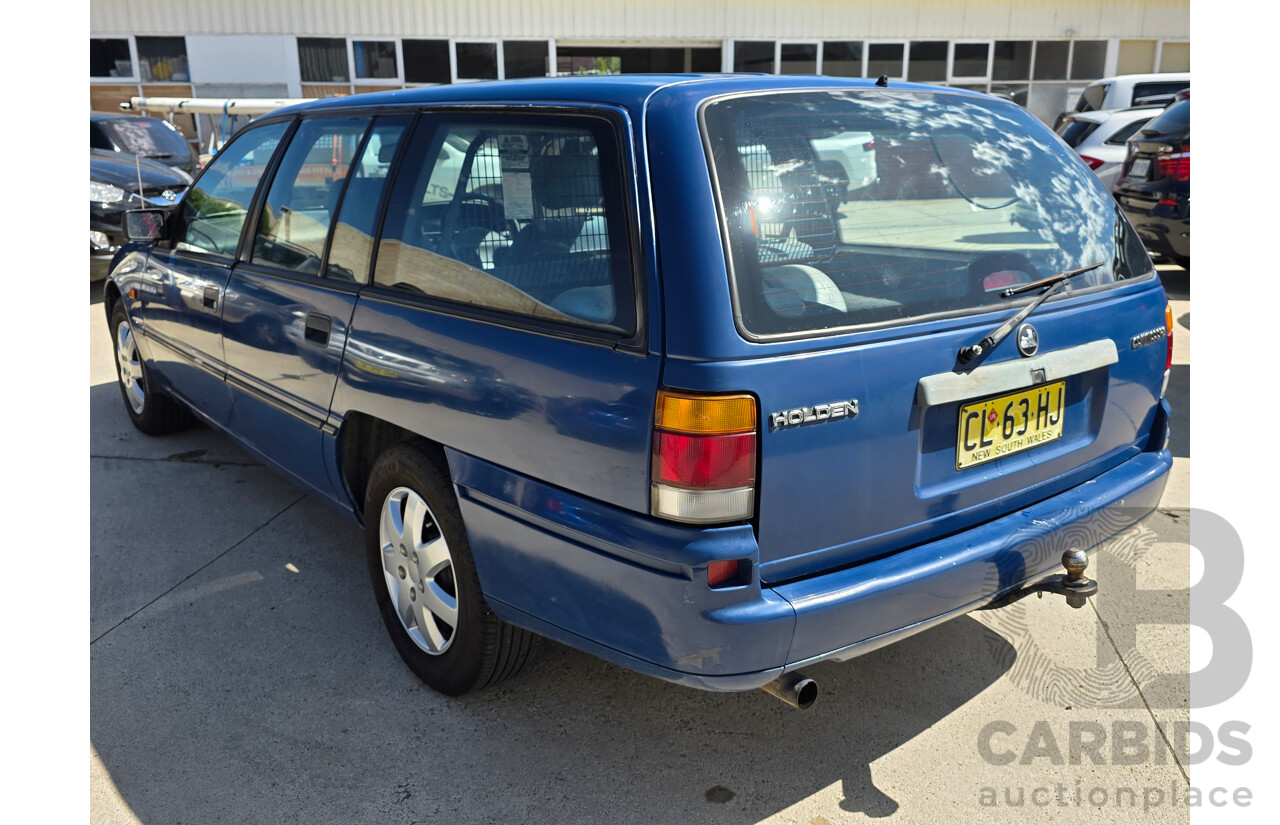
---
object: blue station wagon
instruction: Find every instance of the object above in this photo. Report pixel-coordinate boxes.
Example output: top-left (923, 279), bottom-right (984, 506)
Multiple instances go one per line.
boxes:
top-left (105, 75), bottom-right (1173, 709)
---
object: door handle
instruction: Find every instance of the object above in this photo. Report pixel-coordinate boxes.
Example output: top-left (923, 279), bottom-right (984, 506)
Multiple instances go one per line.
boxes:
top-left (203, 286), bottom-right (219, 309)
top-left (304, 312), bottom-right (332, 346)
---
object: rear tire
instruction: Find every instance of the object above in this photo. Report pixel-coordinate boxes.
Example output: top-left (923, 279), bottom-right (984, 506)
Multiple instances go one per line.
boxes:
top-left (363, 440), bottom-right (533, 695)
top-left (110, 301), bottom-right (193, 436)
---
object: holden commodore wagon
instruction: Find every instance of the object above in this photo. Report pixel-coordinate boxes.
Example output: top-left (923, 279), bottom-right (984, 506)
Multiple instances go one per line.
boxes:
top-left (105, 75), bottom-right (1173, 709)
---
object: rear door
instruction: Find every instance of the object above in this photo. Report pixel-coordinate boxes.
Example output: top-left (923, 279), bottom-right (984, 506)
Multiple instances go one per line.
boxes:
top-left (222, 114), bottom-right (410, 498)
top-left (690, 88), bottom-right (1169, 583)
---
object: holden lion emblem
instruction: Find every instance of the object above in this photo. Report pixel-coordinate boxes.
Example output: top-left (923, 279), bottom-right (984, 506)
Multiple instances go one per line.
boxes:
top-left (1016, 323), bottom-right (1039, 357)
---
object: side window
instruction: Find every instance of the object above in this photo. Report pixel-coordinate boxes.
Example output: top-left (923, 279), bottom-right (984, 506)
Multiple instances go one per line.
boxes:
top-left (326, 115), bottom-right (411, 282)
top-left (1078, 83), bottom-right (1108, 112)
top-left (176, 122), bottom-right (288, 258)
top-left (251, 117), bottom-right (371, 275)
top-left (373, 115), bottom-right (634, 332)
top-left (1105, 117), bottom-right (1152, 145)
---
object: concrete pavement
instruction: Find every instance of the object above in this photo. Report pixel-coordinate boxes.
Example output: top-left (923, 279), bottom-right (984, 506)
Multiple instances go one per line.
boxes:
top-left (90, 267), bottom-right (1192, 824)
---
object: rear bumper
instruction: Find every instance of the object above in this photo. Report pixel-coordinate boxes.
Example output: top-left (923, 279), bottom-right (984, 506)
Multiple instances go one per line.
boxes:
top-left (449, 443), bottom-right (1172, 691)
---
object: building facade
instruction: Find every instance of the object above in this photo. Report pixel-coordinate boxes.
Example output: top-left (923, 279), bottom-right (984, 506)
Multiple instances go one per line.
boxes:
top-left (90, 0), bottom-right (1190, 149)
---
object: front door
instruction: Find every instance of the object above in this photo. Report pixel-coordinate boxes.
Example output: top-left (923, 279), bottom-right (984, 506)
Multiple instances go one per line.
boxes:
top-left (138, 121), bottom-right (290, 424)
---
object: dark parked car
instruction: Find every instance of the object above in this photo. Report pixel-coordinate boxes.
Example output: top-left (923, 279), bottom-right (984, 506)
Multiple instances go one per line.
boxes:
top-left (90, 149), bottom-right (190, 280)
top-left (1114, 96), bottom-right (1190, 268)
top-left (103, 75), bottom-right (1172, 708)
top-left (91, 112), bottom-right (199, 176)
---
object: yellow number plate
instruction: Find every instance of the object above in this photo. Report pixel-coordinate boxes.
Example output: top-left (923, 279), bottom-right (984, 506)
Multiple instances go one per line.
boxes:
top-left (956, 381), bottom-right (1065, 470)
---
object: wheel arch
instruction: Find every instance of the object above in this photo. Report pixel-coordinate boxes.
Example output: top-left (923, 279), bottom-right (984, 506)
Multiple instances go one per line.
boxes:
top-left (336, 411), bottom-right (450, 520)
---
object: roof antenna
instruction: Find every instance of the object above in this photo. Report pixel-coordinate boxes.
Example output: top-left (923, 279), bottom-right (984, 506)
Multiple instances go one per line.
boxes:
top-left (876, 75), bottom-right (889, 87)
top-left (135, 152), bottom-right (145, 210)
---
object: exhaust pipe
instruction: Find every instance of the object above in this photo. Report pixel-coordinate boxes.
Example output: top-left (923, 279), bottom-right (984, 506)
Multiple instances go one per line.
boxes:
top-left (761, 672), bottom-right (818, 710)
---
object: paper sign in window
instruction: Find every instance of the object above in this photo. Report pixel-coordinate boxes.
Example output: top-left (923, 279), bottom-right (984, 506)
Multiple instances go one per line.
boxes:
top-left (502, 171), bottom-right (534, 219)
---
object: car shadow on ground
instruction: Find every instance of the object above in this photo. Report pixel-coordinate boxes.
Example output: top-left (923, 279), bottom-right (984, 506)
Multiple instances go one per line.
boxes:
top-left (90, 385), bottom-right (1018, 824)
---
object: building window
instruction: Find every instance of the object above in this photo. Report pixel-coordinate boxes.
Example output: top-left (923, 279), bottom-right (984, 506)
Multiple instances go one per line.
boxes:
top-left (908, 41), bottom-right (947, 81)
top-left (504, 41), bottom-right (549, 79)
top-left (137, 36), bottom-right (189, 82)
top-left (298, 38), bottom-right (349, 83)
top-left (779, 43), bottom-right (817, 74)
top-left (354, 40), bottom-right (397, 79)
top-left (456, 42), bottom-right (499, 80)
top-left (1070, 40), bottom-right (1107, 80)
top-left (734, 41), bottom-right (774, 73)
top-left (822, 41), bottom-right (862, 77)
top-left (867, 43), bottom-right (905, 79)
top-left (992, 41), bottom-right (1032, 80)
top-left (1033, 41), bottom-right (1068, 80)
top-left (91, 38), bottom-right (134, 79)
top-left (951, 42), bottom-right (991, 79)
top-left (404, 39), bottom-right (451, 84)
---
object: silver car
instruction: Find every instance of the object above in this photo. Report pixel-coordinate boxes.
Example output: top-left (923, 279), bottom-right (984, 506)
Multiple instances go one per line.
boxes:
top-left (1056, 107), bottom-right (1162, 192)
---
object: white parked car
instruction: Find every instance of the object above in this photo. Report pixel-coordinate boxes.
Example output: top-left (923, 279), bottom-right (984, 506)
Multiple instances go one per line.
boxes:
top-left (1055, 106), bottom-right (1162, 191)
top-left (1055, 73), bottom-right (1189, 128)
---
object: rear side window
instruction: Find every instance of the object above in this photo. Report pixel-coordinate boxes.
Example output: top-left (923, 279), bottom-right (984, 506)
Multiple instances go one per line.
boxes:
top-left (703, 90), bottom-right (1153, 339)
top-left (1131, 81), bottom-right (1189, 106)
top-left (251, 117), bottom-right (371, 274)
top-left (1104, 116), bottom-right (1154, 145)
top-left (1056, 119), bottom-right (1099, 148)
top-left (1077, 83), bottom-right (1108, 112)
top-left (326, 116), bottom-right (411, 282)
top-left (176, 122), bottom-right (288, 258)
top-left (373, 113), bottom-right (635, 333)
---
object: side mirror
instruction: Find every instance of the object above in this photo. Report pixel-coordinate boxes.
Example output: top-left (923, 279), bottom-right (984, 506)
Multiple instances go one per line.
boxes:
top-left (125, 209), bottom-right (170, 242)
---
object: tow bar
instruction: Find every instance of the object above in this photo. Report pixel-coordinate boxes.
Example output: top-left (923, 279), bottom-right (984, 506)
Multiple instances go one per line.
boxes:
top-left (981, 548), bottom-right (1099, 610)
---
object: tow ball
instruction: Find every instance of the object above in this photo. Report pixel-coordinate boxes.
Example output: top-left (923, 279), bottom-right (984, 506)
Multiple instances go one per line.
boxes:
top-left (984, 548), bottom-right (1099, 610)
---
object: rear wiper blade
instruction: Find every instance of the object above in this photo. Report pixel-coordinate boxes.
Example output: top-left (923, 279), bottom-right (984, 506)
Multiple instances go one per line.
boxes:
top-left (957, 262), bottom-right (1104, 365)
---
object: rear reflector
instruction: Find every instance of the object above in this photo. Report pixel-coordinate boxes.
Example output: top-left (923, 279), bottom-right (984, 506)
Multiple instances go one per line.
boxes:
top-left (707, 559), bottom-right (742, 587)
top-left (652, 390), bottom-right (758, 524)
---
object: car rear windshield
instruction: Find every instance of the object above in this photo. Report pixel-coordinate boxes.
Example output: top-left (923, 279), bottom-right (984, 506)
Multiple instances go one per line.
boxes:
top-left (102, 118), bottom-right (191, 161)
top-left (1144, 99), bottom-right (1190, 135)
top-left (702, 89), bottom-right (1153, 339)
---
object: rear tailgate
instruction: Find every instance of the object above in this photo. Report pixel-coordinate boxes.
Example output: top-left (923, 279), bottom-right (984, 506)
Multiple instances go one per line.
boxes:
top-left (744, 283), bottom-right (1167, 583)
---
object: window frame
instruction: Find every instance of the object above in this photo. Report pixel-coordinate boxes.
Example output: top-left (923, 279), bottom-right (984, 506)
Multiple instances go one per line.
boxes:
top-left (948, 41), bottom-right (993, 83)
top-left (865, 41), bottom-right (908, 80)
top-left (350, 38), bottom-right (403, 84)
top-left (357, 104), bottom-right (646, 351)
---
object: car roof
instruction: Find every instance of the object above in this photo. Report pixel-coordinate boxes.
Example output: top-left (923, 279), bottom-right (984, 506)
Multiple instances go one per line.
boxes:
top-left (268, 73), bottom-right (993, 121)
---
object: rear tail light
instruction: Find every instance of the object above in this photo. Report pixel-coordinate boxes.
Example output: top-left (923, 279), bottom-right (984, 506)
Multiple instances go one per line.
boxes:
top-left (652, 390), bottom-right (757, 524)
top-left (1156, 143), bottom-right (1190, 181)
top-left (1163, 303), bottom-right (1173, 397)
top-left (862, 139), bottom-right (876, 151)
top-left (1079, 155), bottom-right (1104, 170)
